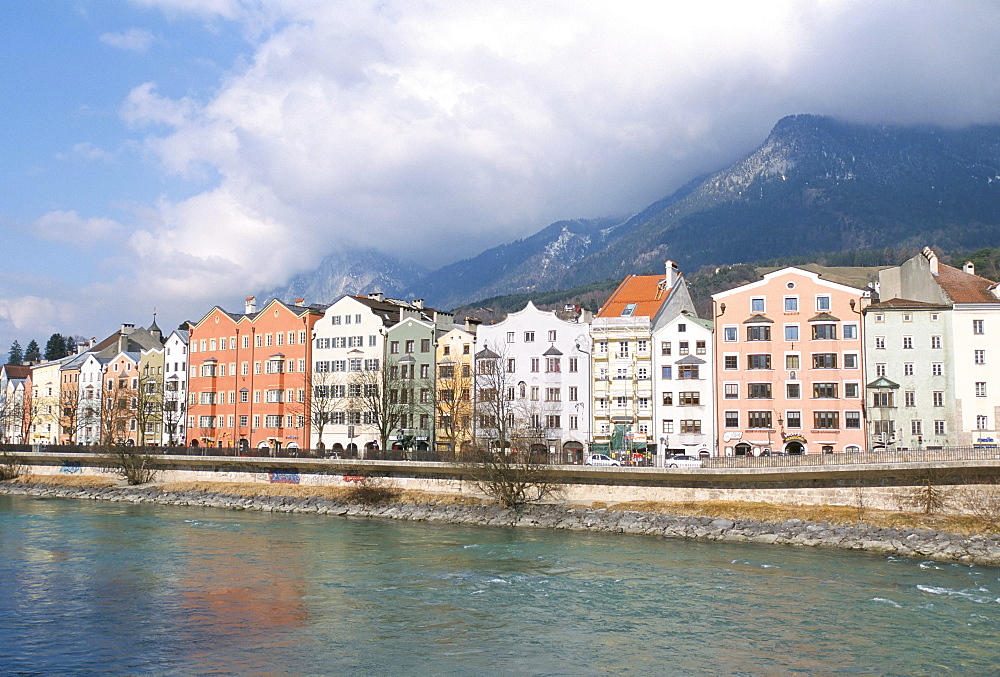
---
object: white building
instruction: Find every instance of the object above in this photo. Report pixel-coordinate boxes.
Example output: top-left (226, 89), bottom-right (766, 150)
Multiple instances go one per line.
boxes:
top-left (162, 329), bottom-right (189, 446)
top-left (76, 353), bottom-right (109, 444)
top-left (476, 302), bottom-right (592, 463)
top-left (652, 312), bottom-right (715, 460)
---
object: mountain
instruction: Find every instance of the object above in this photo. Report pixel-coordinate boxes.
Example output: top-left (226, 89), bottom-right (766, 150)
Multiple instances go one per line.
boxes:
top-left (261, 248), bottom-right (429, 306)
top-left (265, 115), bottom-right (1000, 309)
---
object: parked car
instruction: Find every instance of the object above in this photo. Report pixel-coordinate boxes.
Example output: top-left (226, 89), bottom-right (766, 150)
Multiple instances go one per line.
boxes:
top-left (585, 453), bottom-right (621, 467)
top-left (665, 455), bottom-right (702, 468)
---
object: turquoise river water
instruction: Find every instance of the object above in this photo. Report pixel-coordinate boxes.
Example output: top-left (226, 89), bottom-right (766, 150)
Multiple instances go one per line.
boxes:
top-left (1, 494), bottom-right (999, 675)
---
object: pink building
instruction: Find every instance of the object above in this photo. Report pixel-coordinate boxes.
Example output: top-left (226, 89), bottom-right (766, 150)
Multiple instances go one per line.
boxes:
top-left (712, 267), bottom-right (870, 455)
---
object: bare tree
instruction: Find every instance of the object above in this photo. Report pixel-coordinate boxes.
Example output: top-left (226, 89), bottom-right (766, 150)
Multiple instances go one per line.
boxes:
top-left (161, 379), bottom-right (185, 446)
top-left (135, 372), bottom-right (163, 446)
top-left (0, 390), bottom-right (24, 444)
top-left (435, 359), bottom-right (475, 459)
top-left (466, 343), bottom-right (561, 508)
top-left (348, 357), bottom-right (408, 453)
top-left (99, 444), bottom-right (157, 485)
top-left (100, 378), bottom-right (138, 445)
top-left (305, 367), bottom-right (346, 451)
top-left (896, 470), bottom-right (955, 515)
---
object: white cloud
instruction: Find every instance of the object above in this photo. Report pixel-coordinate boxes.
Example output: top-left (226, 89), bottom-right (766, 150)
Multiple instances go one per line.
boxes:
top-left (99, 28), bottom-right (156, 52)
top-left (34, 211), bottom-right (124, 247)
top-left (11, 0), bottom-right (1000, 348)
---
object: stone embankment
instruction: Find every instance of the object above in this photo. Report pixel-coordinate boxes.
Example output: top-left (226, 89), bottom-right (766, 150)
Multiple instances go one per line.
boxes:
top-left (3, 481), bottom-right (1000, 567)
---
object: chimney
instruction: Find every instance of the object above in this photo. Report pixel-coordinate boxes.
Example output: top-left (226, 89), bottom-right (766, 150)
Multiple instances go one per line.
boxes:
top-left (664, 260), bottom-right (679, 288)
top-left (412, 299), bottom-right (424, 309)
top-left (922, 247), bottom-right (939, 275)
top-left (964, 261), bottom-right (976, 276)
top-left (368, 292), bottom-right (384, 302)
top-left (464, 317), bottom-right (482, 333)
top-left (245, 296), bottom-right (257, 314)
top-left (120, 323), bottom-right (135, 336)
top-left (294, 298), bottom-right (305, 307)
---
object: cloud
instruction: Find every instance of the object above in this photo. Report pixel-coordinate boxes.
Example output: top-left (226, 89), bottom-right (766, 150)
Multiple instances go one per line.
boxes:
top-left (99, 28), bottom-right (156, 52)
top-left (34, 211), bottom-right (125, 248)
top-left (11, 0), bottom-right (1000, 348)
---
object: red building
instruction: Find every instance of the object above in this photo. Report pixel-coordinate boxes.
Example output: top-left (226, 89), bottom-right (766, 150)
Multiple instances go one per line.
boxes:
top-left (187, 297), bottom-right (325, 452)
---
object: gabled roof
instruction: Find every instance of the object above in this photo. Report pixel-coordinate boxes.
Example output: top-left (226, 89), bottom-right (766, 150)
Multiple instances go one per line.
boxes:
top-left (598, 274), bottom-right (672, 319)
top-left (743, 314), bottom-right (773, 324)
top-left (0, 365), bottom-right (30, 380)
top-left (675, 355), bottom-right (706, 365)
top-left (543, 345), bottom-right (563, 356)
top-left (866, 377), bottom-right (900, 389)
top-left (935, 264), bottom-right (1000, 304)
top-left (808, 312), bottom-right (841, 322)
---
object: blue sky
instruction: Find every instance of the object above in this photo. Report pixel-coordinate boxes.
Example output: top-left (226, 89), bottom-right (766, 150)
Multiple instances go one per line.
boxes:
top-left (3, 1), bottom-right (1000, 354)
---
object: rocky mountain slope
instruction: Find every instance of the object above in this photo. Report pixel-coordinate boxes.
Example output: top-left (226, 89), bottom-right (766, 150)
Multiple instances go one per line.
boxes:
top-left (265, 115), bottom-right (1000, 309)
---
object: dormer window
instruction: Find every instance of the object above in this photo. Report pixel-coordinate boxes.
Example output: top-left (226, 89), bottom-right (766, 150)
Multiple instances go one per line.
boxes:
top-left (621, 303), bottom-right (637, 317)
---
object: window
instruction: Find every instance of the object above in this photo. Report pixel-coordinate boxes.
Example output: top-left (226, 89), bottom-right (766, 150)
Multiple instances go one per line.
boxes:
top-left (902, 336), bottom-right (913, 349)
top-left (723, 327), bottom-right (737, 342)
top-left (621, 303), bottom-right (637, 317)
top-left (931, 363), bottom-right (943, 376)
top-left (786, 411), bottom-right (801, 429)
top-left (751, 298), bottom-right (765, 313)
top-left (977, 415), bottom-right (989, 430)
top-left (747, 354), bottom-right (771, 369)
top-left (844, 383), bottom-right (859, 398)
top-left (911, 419), bottom-right (923, 436)
top-left (678, 391), bottom-right (700, 405)
top-left (548, 330), bottom-right (557, 342)
top-left (784, 297), bottom-right (798, 312)
top-left (678, 323), bottom-right (686, 333)
top-left (545, 388), bottom-right (561, 402)
top-left (812, 353), bottom-right (837, 369)
top-left (405, 340), bottom-right (414, 354)
top-left (661, 366), bottom-right (672, 379)
top-left (872, 391), bottom-right (894, 407)
top-left (815, 295), bottom-right (831, 311)
top-left (975, 350), bottom-right (986, 365)
top-left (678, 365), bottom-right (699, 379)
top-left (663, 392), bottom-right (674, 405)
top-left (524, 331), bottom-right (535, 342)
top-left (680, 420), bottom-right (701, 434)
top-left (696, 341), bottom-right (706, 355)
top-left (662, 420), bottom-right (674, 434)
top-left (874, 336), bottom-right (885, 350)
top-left (813, 383), bottom-right (838, 398)
top-left (785, 354), bottom-right (800, 370)
top-left (933, 391), bottom-right (944, 407)
top-left (812, 324), bottom-right (837, 340)
top-left (785, 325), bottom-right (799, 341)
top-left (661, 341), bottom-right (672, 355)
top-left (974, 319), bottom-right (985, 335)
top-left (843, 324), bottom-right (858, 340)
top-left (748, 383), bottom-right (772, 399)
top-left (678, 342), bottom-right (689, 355)
top-left (931, 335), bottom-right (942, 349)
top-left (390, 341), bottom-right (399, 354)
top-left (845, 412), bottom-right (861, 429)
top-left (723, 383), bottom-right (738, 399)
top-left (421, 339), bottom-right (431, 352)
top-left (843, 353), bottom-right (858, 369)
top-left (531, 358), bottom-right (539, 372)
top-left (546, 357), bottom-right (560, 373)
top-left (814, 411), bottom-right (839, 429)
top-left (786, 383), bottom-right (801, 398)
top-left (904, 363), bottom-right (914, 376)
top-left (725, 411), bottom-right (739, 428)
top-left (904, 391), bottom-right (915, 407)
top-left (976, 382), bottom-right (988, 397)
top-left (724, 355), bottom-right (738, 370)
top-left (569, 386), bottom-right (578, 401)
top-left (569, 357), bottom-right (579, 373)
top-left (546, 415), bottom-right (561, 429)
top-left (934, 420), bottom-right (946, 435)
top-left (747, 325), bottom-right (771, 341)
top-left (748, 411), bottom-right (772, 429)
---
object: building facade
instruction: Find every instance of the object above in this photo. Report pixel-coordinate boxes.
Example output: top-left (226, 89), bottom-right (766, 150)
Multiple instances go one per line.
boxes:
top-left (652, 312), bottom-right (715, 459)
top-left (187, 297), bottom-right (323, 452)
top-left (713, 267), bottom-right (869, 455)
top-left (591, 262), bottom-right (696, 462)
top-left (477, 302), bottom-right (592, 463)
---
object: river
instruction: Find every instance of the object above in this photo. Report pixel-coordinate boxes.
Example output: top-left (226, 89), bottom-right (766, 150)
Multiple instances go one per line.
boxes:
top-left (0, 494), bottom-right (998, 675)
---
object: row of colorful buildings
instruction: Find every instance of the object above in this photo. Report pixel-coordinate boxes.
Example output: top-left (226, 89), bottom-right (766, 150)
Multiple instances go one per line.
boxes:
top-left (2, 247), bottom-right (998, 462)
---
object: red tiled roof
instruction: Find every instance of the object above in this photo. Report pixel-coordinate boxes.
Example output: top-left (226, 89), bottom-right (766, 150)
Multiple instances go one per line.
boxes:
top-left (936, 264), bottom-right (1000, 304)
top-left (2, 365), bottom-right (30, 379)
top-left (597, 274), bottom-right (670, 318)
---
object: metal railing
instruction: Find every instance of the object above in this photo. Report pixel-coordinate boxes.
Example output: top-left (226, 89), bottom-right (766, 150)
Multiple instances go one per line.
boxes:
top-left (705, 446), bottom-right (1000, 469)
